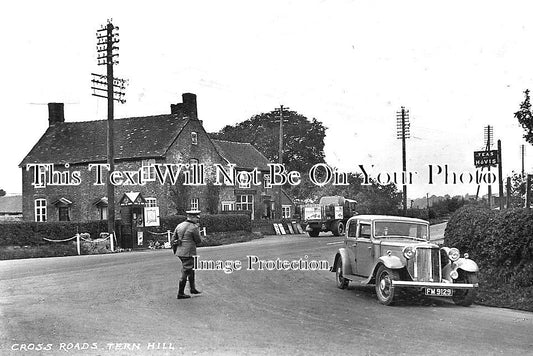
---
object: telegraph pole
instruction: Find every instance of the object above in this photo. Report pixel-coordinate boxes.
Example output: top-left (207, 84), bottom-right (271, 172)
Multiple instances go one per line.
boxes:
top-left (274, 105), bottom-right (289, 219)
top-left (396, 107), bottom-right (410, 215)
top-left (522, 144), bottom-right (525, 177)
top-left (91, 20), bottom-right (127, 238)
top-left (484, 125), bottom-right (493, 207)
top-left (498, 139), bottom-right (503, 210)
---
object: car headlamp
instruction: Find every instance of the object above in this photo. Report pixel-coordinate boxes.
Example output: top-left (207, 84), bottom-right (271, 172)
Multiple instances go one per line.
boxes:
top-left (402, 246), bottom-right (414, 259)
top-left (448, 248), bottom-right (460, 262)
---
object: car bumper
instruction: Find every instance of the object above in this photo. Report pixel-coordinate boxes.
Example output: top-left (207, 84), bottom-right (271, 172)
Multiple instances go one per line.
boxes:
top-left (392, 281), bottom-right (478, 289)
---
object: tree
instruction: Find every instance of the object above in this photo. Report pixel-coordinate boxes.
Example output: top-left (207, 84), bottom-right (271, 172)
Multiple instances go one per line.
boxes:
top-left (355, 180), bottom-right (402, 215)
top-left (0, 189), bottom-right (5, 197)
top-left (515, 89), bottom-right (533, 145)
top-left (210, 109), bottom-right (327, 199)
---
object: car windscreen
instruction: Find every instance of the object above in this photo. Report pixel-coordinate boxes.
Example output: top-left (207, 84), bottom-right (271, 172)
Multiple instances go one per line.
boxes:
top-left (374, 221), bottom-right (428, 240)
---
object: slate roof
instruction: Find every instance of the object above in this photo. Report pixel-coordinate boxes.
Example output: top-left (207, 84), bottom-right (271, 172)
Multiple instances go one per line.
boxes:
top-left (212, 139), bottom-right (271, 171)
top-left (20, 114), bottom-right (189, 166)
top-left (0, 195), bottom-right (22, 214)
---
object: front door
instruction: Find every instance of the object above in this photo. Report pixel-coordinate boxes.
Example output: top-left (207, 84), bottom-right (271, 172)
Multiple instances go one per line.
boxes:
top-left (355, 222), bottom-right (374, 276)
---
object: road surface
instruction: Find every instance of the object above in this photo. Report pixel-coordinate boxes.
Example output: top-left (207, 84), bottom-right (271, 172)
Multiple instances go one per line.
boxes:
top-left (1, 234), bottom-right (532, 355)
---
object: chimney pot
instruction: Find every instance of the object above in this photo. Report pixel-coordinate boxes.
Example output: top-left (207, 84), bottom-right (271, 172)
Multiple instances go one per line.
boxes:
top-left (48, 103), bottom-right (65, 126)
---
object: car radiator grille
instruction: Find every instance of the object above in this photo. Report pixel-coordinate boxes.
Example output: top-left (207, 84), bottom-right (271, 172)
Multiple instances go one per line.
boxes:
top-left (408, 247), bottom-right (441, 282)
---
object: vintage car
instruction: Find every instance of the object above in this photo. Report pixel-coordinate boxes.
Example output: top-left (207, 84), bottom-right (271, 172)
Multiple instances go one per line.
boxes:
top-left (331, 215), bottom-right (479, 306)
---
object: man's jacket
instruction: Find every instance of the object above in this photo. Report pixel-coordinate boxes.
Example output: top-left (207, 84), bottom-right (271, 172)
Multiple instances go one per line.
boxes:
top-left (173, 220), bottom-right (202, 257)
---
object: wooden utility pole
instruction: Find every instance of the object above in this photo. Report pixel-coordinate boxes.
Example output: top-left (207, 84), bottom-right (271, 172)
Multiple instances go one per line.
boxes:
top-left (498, 140), bottom-right (503, 210)
top-left (526, 174), bottom-right (532, 209)
top-left (522, 144), bottom-right (525, 177)
top-left (486, 126), bottom-right (493, 208)
top-left (92, 20), bottom-right (127, 239)
top-left (506, 177), bottom-right (511, 209)
top-left (275, 105), bottom-right (289, 219)
top-left (396, 107), bottom-right (410, 215)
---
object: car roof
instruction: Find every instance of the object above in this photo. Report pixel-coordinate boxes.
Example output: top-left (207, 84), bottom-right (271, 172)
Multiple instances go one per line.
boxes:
top-left (348, 215), bottom-right (429, 224)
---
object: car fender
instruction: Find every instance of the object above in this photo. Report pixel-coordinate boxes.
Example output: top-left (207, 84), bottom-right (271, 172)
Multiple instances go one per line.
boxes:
top-left (332, 248), bottom-right (353, 276)
top-left (377, 255), bottom-right (404, 270)
top-left (455, 258), bottom-right (479, 273)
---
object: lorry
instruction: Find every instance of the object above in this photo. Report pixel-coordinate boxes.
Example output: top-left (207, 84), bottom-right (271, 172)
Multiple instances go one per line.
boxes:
top-left (303, 196), bottom-right (357, 237)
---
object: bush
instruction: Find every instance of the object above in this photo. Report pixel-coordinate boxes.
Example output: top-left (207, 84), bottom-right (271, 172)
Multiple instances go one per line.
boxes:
top-left (444, 205), bottom-right (533, 311)
top-left (144, 213), bottom-right (251, 235)
top-left (0, 220), bottom-right (109, 247)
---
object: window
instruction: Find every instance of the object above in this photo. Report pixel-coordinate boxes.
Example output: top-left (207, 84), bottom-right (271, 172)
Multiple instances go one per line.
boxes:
top-left (236, 195), bottom-right (253, 212)
top-left (142, 159), bottom-right (156, 181)
top-left (347, 221), bottom-right (357, 237)
top-left (145, 197), bottom-right (157, 207)
top-left (99, 207), bottom-right (107, 220)
top-left (238, 173), bottom-right (251, 189)
top-left (282, 205), bottom-right (291, 219)
top-left (358, 223), bottom-right (371, 239)
top-left (34, 199), bottom-right (47, 222)
top-left (263, 174), bottom-right (272, 189)
top-left (221, 201), bottom-right (235, 211)
top-left (58, 207), bottom-right (70, 221)
top-left (191, 132), bottom-right (198, 145)
top-left (190, 198), bottom-right (199, 210)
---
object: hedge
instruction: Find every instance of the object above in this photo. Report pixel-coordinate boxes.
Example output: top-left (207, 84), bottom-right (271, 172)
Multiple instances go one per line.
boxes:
top-left (0, 220), bottom-right (109, 247)
top-left (444, 205), bottom-right (533, 311)
top-left (150, 213), bottom-right (251, 234)
top-left (0, 214), bottom-right (251, 247)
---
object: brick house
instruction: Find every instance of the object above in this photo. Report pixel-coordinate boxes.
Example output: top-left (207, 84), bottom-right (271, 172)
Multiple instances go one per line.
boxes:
top-left (20, 93), bottom-right (294, 226)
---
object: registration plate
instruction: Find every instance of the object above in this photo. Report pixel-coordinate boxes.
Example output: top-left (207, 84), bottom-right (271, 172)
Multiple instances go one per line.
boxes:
top-left (425, 288), bottom-right (453, 296)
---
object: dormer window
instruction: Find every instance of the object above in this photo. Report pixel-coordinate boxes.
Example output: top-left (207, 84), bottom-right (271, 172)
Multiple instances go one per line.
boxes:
top-left (191, 132), bottom-right (198, 145)
top-left (142, 159), bottom-right (156, 181)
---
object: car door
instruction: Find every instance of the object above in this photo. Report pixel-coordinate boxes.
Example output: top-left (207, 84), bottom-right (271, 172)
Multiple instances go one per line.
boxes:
top-left (345, 219), bottom-right (358, 274)
top-left (355, 221), bottom-right (373, 277)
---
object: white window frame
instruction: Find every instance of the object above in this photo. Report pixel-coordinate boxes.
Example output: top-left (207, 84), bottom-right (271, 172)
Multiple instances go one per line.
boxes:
top-left (145, 197), bottom-right (157, 207)
top-left (190, 198), bottom-right (199, 210)
top-left (238, 176), bottom-right (251, 189)
top-left (236, 194), bottom-right (254, 218)
top-left (221, 201), bottom-right (235, 211)
top-left (99, 207), bottom-right (108, 220)
top-left (142, 159), bottom-right (156, 181)
top-left (191, 132), bottom-right (198, 145)
top-left (282, 205), bottom-right (291, 219)
top-left (34, 199), bottom-right (47, 222)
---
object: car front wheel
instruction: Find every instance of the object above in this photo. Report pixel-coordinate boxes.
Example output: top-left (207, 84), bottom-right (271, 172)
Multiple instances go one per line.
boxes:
top-left (375, 265), bottom-right (399, 305)
top-left (335, 258), bottom-right (349, 289)
top-left (452, 271), bottom-right (478, 306)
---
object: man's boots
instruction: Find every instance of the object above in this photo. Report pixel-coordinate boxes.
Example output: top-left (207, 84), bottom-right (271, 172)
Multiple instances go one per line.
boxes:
top-left (188, 270), bottom-right (202, 295)
top-left (177, 278), bottom-right (190, 299)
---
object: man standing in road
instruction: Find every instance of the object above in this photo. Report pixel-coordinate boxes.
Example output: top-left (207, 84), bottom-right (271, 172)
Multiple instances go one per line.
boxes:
top-left (172, 210), bottom-right (203, 299)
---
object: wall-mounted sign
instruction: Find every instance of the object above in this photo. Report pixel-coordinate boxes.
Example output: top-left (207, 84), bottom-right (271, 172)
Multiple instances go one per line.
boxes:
top-left (474, 150), bottom-right (498, 167)
top-left (144, 207), bottom-right (160, 227)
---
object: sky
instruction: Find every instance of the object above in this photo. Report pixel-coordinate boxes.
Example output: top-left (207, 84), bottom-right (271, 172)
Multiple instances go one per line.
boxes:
top-left (1, 0), bottom-right (533, 200)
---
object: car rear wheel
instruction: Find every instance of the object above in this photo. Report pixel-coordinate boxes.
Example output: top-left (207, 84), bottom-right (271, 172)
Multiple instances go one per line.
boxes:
top-left (308, 229), bottom-right (320, 237)
top-left (375, 265), bottom-right (399, 305)
top-left (336, 258), bottom-right (349, 289)
top-left (332, 221), bottom-right (345, 236)
top-left (452, 271), bottom-right (478, 306)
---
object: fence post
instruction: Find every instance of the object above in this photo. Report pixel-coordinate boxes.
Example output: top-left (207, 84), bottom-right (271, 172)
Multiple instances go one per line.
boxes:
top-left (76, 233), bottom-right (81, 255)
top-left (167, 230), bottom-right (171, 245)
top-left (110, 233), bottom-right (114, 252)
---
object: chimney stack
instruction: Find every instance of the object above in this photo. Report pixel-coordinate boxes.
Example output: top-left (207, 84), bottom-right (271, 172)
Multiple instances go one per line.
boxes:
top-left (170, 93), bottom-right (198, 119)
top-left (48, 103), bottom-right (65, 126)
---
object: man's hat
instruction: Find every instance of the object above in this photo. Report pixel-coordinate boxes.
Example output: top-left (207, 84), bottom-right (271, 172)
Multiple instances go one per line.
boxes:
top-left (186, 210), bottom-right (201, 216)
